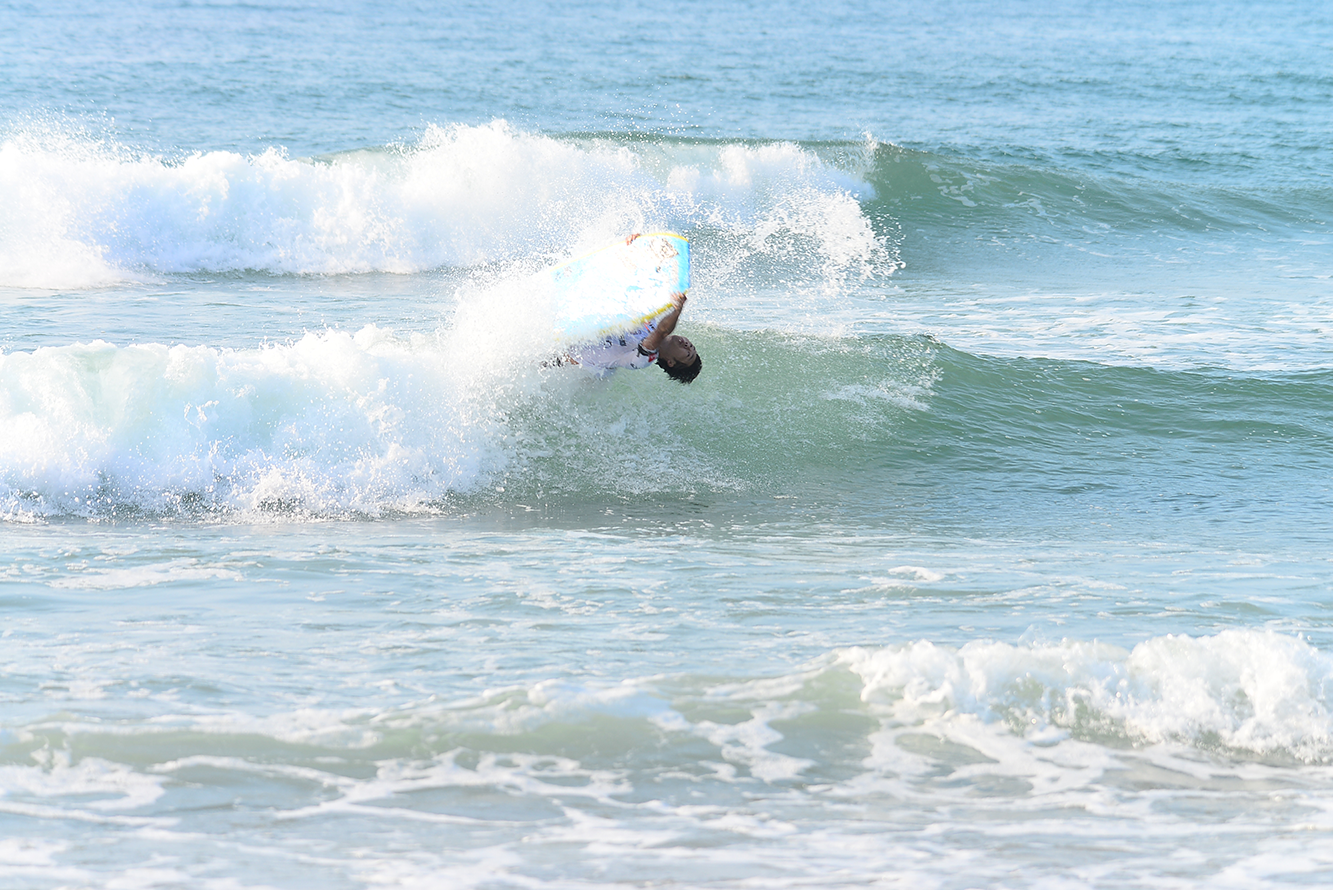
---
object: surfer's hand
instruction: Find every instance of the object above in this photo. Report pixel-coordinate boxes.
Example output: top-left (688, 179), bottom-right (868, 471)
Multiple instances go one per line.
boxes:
top-left (625, 233), bottom-right (640, 245)
top-left (671, 291), bottom-right (687, 308)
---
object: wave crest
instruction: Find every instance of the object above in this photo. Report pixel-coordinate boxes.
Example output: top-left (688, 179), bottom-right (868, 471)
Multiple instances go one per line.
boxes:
top-left (0, 119), bottom-right (889, 290)
top-left (0, 328), bottom-right (499, 519)
top-left (841, 630), bottom-right (1333, 761)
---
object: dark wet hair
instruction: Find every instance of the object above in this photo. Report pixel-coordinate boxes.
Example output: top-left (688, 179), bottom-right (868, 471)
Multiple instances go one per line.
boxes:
top-left (661, 354), bottom-right (702, 384)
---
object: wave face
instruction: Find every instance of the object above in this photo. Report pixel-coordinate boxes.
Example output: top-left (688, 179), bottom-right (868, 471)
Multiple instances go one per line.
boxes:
top-left (864, 142), bottom-right (1333, 276)
top-left (7, 324), bottom-right (1333, 529)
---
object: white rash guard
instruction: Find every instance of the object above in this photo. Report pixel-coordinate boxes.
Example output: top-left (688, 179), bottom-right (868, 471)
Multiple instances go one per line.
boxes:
top-left (570, 320), bottom-right (659, 375)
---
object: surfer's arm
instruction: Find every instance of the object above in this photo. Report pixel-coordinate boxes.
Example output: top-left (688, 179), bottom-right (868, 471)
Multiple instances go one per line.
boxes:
top-left (640, 292), bottom-right (687, 353)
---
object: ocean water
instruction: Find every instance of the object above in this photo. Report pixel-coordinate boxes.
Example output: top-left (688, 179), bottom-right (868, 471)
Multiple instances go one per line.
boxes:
top-left (3, 0), bottom-right (1333, 886)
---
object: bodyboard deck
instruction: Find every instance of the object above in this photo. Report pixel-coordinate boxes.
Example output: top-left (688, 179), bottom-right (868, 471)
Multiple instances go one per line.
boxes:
top-left (544, 233), bottom-right (690, 343)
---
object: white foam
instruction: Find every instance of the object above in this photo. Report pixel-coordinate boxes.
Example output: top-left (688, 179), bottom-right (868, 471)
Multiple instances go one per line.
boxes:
top-left (0, 838), bottom-right (89, 888)
top-left (48, 558), bottom-right (243, 590)
top-left (393, 679), bottom-right (681, 738)
top-left (0, 120), bottom-right (886, 291)
top-left (0, 750), bottom-right (165, 812)
top-left (0, 838), bottom-right (65, 867)
top-left (0, 326), bottom-right (501, 518)
top-left (839, 629), bottom-right (1333, 761)
top-left (884, 565), bottom-right (946, 583)
top-left (692, 701), bottom-right (817, 782)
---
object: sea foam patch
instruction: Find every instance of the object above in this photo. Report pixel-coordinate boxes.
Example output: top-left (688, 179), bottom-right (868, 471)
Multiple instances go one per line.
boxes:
top-left (0, 326), bottom-right (500, 518)
top-left (839, 629), bottom-right (1333, 761)
top-left (0, 120), bottom-right (887, 291)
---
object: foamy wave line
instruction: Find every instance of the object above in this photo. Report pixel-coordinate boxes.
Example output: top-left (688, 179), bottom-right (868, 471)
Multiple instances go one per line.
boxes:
top-left (0, 327), bottom-right (502, 519)
top-left (0, 119), bottom-right (885, 289)
top-left (841, 630), bottom-right (1333, 760)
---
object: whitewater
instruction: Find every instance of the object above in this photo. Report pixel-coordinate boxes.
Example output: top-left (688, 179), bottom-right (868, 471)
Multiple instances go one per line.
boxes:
top-left (3, 0), bottom-right (1333, 887)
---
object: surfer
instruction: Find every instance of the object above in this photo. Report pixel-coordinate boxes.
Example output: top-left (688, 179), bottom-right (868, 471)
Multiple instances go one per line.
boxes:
top-left (562, 290), bottom-right (703, 383)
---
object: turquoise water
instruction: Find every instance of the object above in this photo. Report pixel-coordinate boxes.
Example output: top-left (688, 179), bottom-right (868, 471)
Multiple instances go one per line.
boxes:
top-left (3, 1), bottom-right (1333, 886)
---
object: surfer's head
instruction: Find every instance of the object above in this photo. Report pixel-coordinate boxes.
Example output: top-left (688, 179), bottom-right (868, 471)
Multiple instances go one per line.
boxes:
top-left (662, 354), bottom-right (702, 383)
top-left (658, 335), bottom-right (702, 384)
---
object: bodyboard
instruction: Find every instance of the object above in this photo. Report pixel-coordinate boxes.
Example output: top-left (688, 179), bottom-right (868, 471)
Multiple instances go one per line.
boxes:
top-left (543, 233), bottom-right (690, 343)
